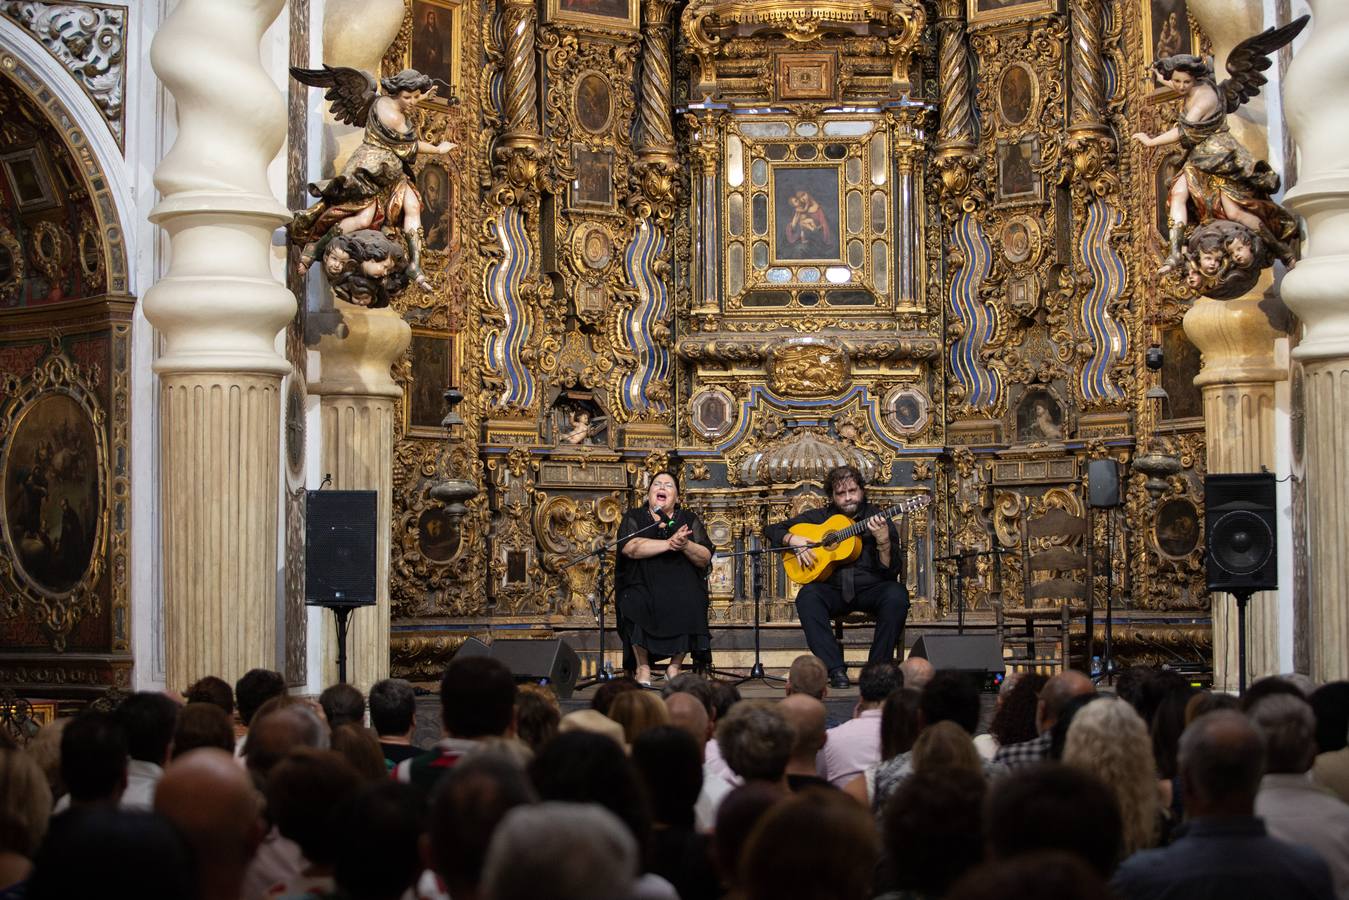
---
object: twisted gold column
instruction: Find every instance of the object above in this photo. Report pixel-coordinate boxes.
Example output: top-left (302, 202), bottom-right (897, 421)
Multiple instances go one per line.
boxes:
top-left (1067, 0), bottom-right (1106, 136)
top-left (638, 0), bottom-right (676, 165)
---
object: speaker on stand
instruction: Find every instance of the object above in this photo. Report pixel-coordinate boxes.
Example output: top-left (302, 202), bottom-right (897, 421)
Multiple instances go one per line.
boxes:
top-left (1205, 473), bottom-right (1278, 694)
top-left (306, 490), bottom-right (378, 684)
top-left (1086, 459), bottom-right (1121, 680)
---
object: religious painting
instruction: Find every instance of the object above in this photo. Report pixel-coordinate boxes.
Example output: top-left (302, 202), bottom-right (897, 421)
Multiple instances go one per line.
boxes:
top-left (3, 392), bottom-right (100, 593)
top-left (1000, 218), bottom-right (1034, 264)
top-left (1160, 326), bottom-right (1203, 420)
top-left (406, 330), bottom-right (457, 437)
top-left (552, 398), bottom-right (607, 447)
top-left (407, 0), bottom-right (462, 102)
top-left (1154, 497), bottom-right (1201, 559)
top-left (417, 507), bottom-right (461, 563)
top-left (1014, 388), bottom-right (1066, 443)
top-left (997, 63), bottom-right (1036, 128)
top-left (1143, 0), bottom-right (1198, 72)
top-left (1, 148), bottom-right (57, 213)
top-left (775, 53), bottom-right (838, 102)
top-left (968, 0), bottom-right (1057, 27)
top-left (996, 137), bottom-right (1041, 204)
top-left (546, 0), bottom-right (639, 31)
top-left (574, 223), bottom-right (613, 271)
top-left (690, 388), bottom-right (735, 441)
top-left (571, 146), bottom-right (615, 211)
top-left (574, 72), bottom-right (613, 135)
top-left (417, 162), bottom-right (455, 253)
top-left (770, 166), bottom-right (843, 263)
top-left (501, 547), bottom-right (531, 585)
top-left (882, 385), bottom-right (930, 437)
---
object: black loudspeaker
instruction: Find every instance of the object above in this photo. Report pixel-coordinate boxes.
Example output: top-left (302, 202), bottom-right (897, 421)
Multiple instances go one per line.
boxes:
top-left (1205, 473), bottom-right (1278, 593)
top-left (305, 490), bottom-right (378, 607)
top-left (455, 638), bottom-right (580, 699)
top-left (909, 634), bottom-right (1005, 692)
top-left (1087, 459), bottom-right (1121, 508)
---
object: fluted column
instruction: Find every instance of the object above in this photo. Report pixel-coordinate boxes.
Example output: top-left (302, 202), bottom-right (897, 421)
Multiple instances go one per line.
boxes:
top-left (144, 0), bottom-right (294, 689)
top-left (1281, 1), bottom-right (1349, 682)
top-left (311, 305), bottom-right (410, 691)
top-left (1184, 289), bottom-right (1284, 691)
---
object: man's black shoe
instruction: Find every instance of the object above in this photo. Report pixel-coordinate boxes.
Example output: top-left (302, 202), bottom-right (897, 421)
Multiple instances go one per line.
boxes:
top-left (829, 668), bottom-right (851, 690)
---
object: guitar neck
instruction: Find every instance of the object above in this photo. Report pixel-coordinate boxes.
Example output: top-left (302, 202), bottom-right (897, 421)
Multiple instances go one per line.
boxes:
top-left (835, 498), bottom-right (925, 540)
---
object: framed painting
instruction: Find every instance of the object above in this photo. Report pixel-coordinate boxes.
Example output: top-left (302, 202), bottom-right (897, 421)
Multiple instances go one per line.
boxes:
top-left (770, 165), bottom-right (843, 264)
top-left (997, 63), bottom-right (1037, 129)
top-left (1014, 387), bottom-right (1067, 443)
top-left (570, 146), bottom-right (615, 211)
top-left (574, 72), bottom-right (614, 136)
top-left (995, 136), bottom-right (1041, 205)
top-left (775, 53), bottom-right (838, 102)
top-left (1160, 326), bottom-right (1203, 421)
top-left (417, 506), bottom-right (461, 563)
top-left (1154, 497), bottom-right (1201, 559)
top-left (1, 147), bottom-right (57, 213)
top-left (968, 0), bottom-right (1057, 27)
top-left (406, 330), bottom-right (458, 437)
top-left (407, 0), bottom-right (462, 104)
top-left (546, 0), bottom-right (639, 31)
top-left (1143, 0), bottom-right (1199, 67)
top-left (417, 162), bottom-right (455, 253)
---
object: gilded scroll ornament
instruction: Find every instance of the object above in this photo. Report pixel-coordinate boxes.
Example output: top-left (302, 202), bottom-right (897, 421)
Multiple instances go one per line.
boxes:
top-left (766, 337), bottom-right (849, 398)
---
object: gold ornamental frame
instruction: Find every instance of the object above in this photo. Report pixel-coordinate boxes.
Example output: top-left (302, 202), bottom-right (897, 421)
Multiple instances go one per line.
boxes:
top-left (967, 0), bottom-right (1057, 28)
top-left (545, 0), bottom-right (640, 33)
top-left (405, 0), bottom-right (463, 107)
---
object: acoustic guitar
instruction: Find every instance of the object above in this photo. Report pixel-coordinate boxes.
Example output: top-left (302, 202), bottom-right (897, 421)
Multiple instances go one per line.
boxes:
top-left (781, 495), bottom-right (931, 585)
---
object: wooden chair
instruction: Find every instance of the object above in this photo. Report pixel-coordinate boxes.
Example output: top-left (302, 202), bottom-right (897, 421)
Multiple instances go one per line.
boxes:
top-left (832, 514), bottom-right (911, 668)
top-left (998, 506), bottom-right (1089, 673)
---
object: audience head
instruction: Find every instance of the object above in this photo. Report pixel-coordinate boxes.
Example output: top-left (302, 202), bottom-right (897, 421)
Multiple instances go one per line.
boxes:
top-left (427, 751), bottom-right (538, 897)
top-left (26, 718), bottom-right (68, 801)
top-left (1129, 666), bottom-right (1190, 726)
top-left (713, 782), bottom-right (786, 889)
top-left (899, 655), bottom-right (935, 691)
top-left (920, 671), bottom-right (981, 734)
top-left (607, 689), bottom-right (670, 745)
top-left (1063, 697), bottom-right (1159, 856)
top-left (529, 731), bottom-right (651, 848)
top-left (235, 668), bottom-right (286, 727)
top-left (369, 678), bottom-right (417, 739)
top-left (1310, 681), bottom-right (1349, 754)
top-left (184, 675), bottom-right (235, 717)
top-left (319, 682), bottom-right (366, 729)
top-left (591, 676), bottom-right (642, 715)
top-left (786, 654), bottom-right (829, 699)
top-left (947, 852), bottom-right (1113, 900)
top-left (513, 683), bottom-right (560, 752)
top-left (859, 659), bottom-right (903, 705)
top-left (911, 720), bottom-right (982, 775)
top-left (1185, 690), bottom-right (1240, 725)
top-left (266, 747), bottom-right (364, 868)
top-left (662, 673), bottom-right (718, 718)
top-left (557, 709), bottom-right (626, 747)
top-left (172, 701), bottom-right (237, 758)
top-left (114, 692), bottom-right (179, 766)
top-left (632, 725), bottom-right (703, 827)
top-left (0, 745), bottom-right (52, 859)
top-left (985, 763), bottom-right (1123, 878)
top-left (1036, 669), bottom-right (1095, 734)
top-left (884, 766), bottom-right (986, 897)
top-left (1150, 681), bottom-right (1197, 778)
top-left (244, 700), bottom-right (329, 782)
top-left (1049, 693), bottom-right (1102, 761)
top-left (664, 691), bottom-right (712, 749)
top-left (60, 710), bottom-right (127, 806)
top-left (442, 655), bottom-right (517, 739)
top-left (334, 783), bottom-right (425, 900)
top-left (990, 671), bottom-right (1047, 746)
top-left (871, 690), bottom-right (917, 763)
top-left (709, 679), bottom-right (742, 722)
top-left (1241, 674), bottom-right (1309, 713)
top-left (778, 693), bottom-right (828, 769)
top-left (154, 748), bottom-right (264, 900)
top-left (482, 802), bottom-right (637, 900)
top-left (717, 700), bottom-right (794, 783)
top-left (1178, 709), bottom-right (1265, 818)
top-left (27, 808), bottom-right (196, 900)
top-left (331, 723), bottom-right (389, 781)
top-left (1249, 693), bottom-right (1318, 775)
top-left (741, 789), bottom-right (881, 900)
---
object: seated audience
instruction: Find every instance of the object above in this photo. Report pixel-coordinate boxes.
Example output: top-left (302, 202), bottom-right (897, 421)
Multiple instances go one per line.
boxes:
top-left (1311, 681), bottom-right (1349, 802)
top-left (711, 783), bottom-right (786, 896)
top-left (172, 701), bottom-right (237, 757)
top-left (1238, 674), bottom-right (1306, 712)
top-left (244, 699), bottom-right (329, 785)
top-left (331, 723), bottom-right (389, 782)
top-left (25, 719), bottom-right (68, 803)
top-left (785, 654), bottom-right (830, 701)
top-left (740, 789), bottom-right (880, 900)
top-left (819, 660), bottom-right (900, 788)
top-left (993, 669), bottom-right (1093, 769)
top-left (608, 689), bottom-right (671, 745)
top-left (318, 682), bottom-right (365, 729)
top-left (557, 708), bottom-right (626, 747)
top-left (236, 668), bottom-right (288, 752)
top-left (899, 655), bottom-right (935, 691)
top-left (948, 851), bottom-right (1114, 900)
top-left (1185, 690), bottom-right (1240, 725)
top-left (986, 763), bottom-right (1123, 879)
top-left (843, 687), bottom-right (921, 808)
top-left (593, 677), bottom-right (642, 715)
top-left (185, 675), bottom-right (236, 718)
top-left (632, 726), bottom-right (721, 900)
top-left (717, 701), bottom-right (794, 789)
top-left (1048, 692), bottom-right (1104, 761)
top-left (778, 694), bottom-right (833, 792)
top-left (512, 683), bottom-right (560, 753)
top-left (263, 748), bottom-right (365, 897)
top-left (368, 677), bottom-right (423, 767)
top-left (880, 766), bottom-right (986, 899)
top-left (481, 803), bottom-right (638, 900)
top-left (113, 691), bottom-right (179, 810)
top-left (1063, 697), bottom-right (1162, 857)
top-left (977, 671), bottom-right (1046, 761)
top-left (332, 783), bottom-right (425, 900)
top-left (1111, 709), bottom-right (1334, 900)
top-left (910, 720), bottom-right (983, 776)
top-left (0, 747), bottom-right (52, 897)
top-left (26, 808), bottom-right (195, 900)
top-left (57, 711), bottom-right (127, 811)
top-left (665, 690), bottom-right (731, 831)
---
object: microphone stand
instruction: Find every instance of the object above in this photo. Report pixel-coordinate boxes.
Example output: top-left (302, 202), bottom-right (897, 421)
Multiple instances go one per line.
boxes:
top-left (566, 513), bottom-right (667, 690)
top-left (718, 536), bottom-right (797, 686)
top-left (933, 548), bottom-right (1010, 634)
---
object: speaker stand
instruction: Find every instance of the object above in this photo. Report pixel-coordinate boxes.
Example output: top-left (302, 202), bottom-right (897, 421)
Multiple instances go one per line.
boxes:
top-left (328, 605), bottom-right (354, 684)
top-left (1233, 588), bottom-right (1253, 695)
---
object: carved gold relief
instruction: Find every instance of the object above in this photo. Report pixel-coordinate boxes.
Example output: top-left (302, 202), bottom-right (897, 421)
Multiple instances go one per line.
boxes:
top-left (766, 337), bottom-right (849, 398)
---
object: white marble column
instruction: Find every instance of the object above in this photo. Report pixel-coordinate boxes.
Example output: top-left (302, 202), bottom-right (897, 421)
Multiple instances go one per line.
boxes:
top-left (1281, 2), bottom-right (1349, 683)
top-left (144, 0), bottom-right (293, 689)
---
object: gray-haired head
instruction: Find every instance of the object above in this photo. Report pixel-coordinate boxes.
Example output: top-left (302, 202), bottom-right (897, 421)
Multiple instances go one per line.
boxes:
top-left (717, 700), bottom-right (793, 782)
top-left (1249, 693), bottom-right (1317, 775)
top-left (481, 802), bottom-right (637, 900)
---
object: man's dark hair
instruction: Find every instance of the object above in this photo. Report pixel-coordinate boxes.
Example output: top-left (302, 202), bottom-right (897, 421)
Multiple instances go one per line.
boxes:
top-left (1240, 675), bottom-right (1306, 713)
top-left (632, 725), bottom-right (703, 828)
top-left (661, 673), bottom-right (717, 718)
top-left (884, 766), bottom-right (987, 896)
top-left (60, 711), bottom-right (127, 803)
top-left (26, 808), bottom-right (196, 900)
top-left (235, 669), bottom-right (286, 726)
top-left (824, 465), bottom-right (865, 500)
top-left (369, 678), bottom-right (417, 737)
top-left (920, 671), bottom-right (981, 734)
top-left (709, 679), bottom-right (741, 722)
top-left (713, 783), bottom-right (784, 888)
top-left (1149, 685), bottom-right (1194, 777)
top-left (991, 672), bottom-right (1047, 746)
top-left (881, 688), bottom-right (923, 760)
top-left (593, 677), bottom-right (643, 716)
top-left (441, 654), bottom-right (517, 738)
top-left (947, 852), bottom-right (1112, 900)
top-left (319, 683), bottom-right (366, 729)
top-left (266, 748), bottom-right (364, 866)
top-left (428, 752), bottom-right (537, 892)
top-left (172, 702), bottom-right (236, 757)
top-left (529, 731), bottom-right (652, 848)
top-left (1310, 681), bottom-right (1349, 754)
top-left (984, 763), bottom-right (1123, 878)
top-left (859, 660), bottom-right (902, 704)
top-left (114, 692), bottom-right (179, 764)
top-left (334, 782), bottom-right (426, 900)
top-left (184, 676), bottom-right (234, 716)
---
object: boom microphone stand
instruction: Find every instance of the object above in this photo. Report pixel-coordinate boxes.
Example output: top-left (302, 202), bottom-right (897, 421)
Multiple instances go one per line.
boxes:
top-left (933, 548), bottom-right (1010, 633)
top-left (717, 536), bottom-right (795, 686)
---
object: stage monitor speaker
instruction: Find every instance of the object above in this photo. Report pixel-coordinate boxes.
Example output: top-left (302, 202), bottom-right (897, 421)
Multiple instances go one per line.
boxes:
top-left (909, 634), bottom-right (1005, 692)
top-left (1087, 459), bottom-right (1121, 508)
top-left (453, 638), bottom-right (580, 699)
top-left (305, 490), bottom-right (377, 607)
top-left (1205, 473), bottom-right (1278, 593)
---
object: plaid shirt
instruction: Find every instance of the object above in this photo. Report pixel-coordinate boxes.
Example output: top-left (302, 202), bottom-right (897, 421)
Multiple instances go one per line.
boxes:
top-left (992, 732), bottom-right (1052, 769)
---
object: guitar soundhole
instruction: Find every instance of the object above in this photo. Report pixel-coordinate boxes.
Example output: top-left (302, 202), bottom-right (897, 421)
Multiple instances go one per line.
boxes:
top-left (821, 532), bottom-right (838, 549)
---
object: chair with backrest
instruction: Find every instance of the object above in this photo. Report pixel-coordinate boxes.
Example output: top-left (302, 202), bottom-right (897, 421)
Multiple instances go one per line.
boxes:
top-left (831, 514), bottom-right (910, 668)
top-left (998, 505), bottom-right (1089, 673)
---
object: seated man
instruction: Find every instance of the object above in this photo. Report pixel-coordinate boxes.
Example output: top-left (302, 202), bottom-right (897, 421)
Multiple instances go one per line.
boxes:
top-left (765, 465), bottom-right (908, 689)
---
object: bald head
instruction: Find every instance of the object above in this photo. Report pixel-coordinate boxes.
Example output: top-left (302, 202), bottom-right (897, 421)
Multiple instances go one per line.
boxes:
top-left (778, 695), bottom-right (828, 764)
top-left (665, 692), bottom-right (712, 750)
top-left (1179, 709), bottom-right (1265, 817)
top-left (156, 749), bottom-right (264, 900)
top-left (245, 704), bottom-right (328, 780)
top-left (1036, 670), bottom-right (1095, 733)
top-left (899, 656), bottom-right (935, 691)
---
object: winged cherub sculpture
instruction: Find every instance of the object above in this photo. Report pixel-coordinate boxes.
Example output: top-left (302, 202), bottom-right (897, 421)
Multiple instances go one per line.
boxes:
top-left (1132, 16), bottom-right (1308, 298)
top-left (288, 66), bottom-right (456, 293)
